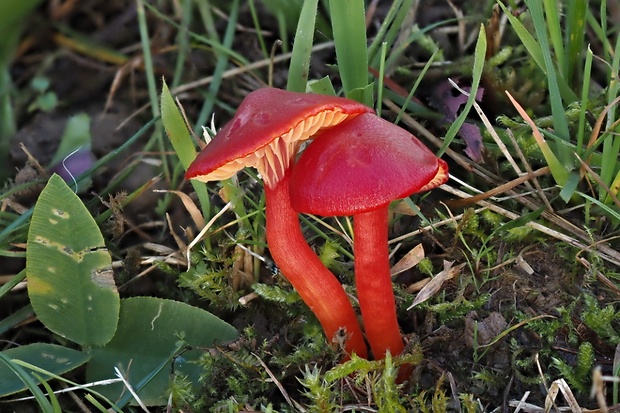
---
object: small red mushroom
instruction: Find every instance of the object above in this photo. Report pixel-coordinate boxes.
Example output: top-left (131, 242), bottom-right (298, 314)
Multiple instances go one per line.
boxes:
top-left (289, 112), bottom-right (448, 360)
top-left (186, 87), bottom-right (373, 358)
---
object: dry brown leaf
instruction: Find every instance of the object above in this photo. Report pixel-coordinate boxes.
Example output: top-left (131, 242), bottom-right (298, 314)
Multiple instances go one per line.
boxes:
top-left (407, 261), bottom-right (465, 309)
top-left (406, 277), bottom-right (431, 293)
top-left (390, 243), bottom-right (424, 276)
top-left (392, 200), bottom-right (419, 216)
top-left (154, 189), bottom-right (205, 229)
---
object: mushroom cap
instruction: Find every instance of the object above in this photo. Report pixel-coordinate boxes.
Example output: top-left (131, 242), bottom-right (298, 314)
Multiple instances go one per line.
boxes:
top-left (289, 112), bottom-right (449, 215)
top-left (185, 87), bottom-right (373, 188)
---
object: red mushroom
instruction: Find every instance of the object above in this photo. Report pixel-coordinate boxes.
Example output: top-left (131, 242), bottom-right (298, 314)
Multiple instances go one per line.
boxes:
top-left (186, 87), bottom-right (373, 358)
top-left (289, 112), bottom-right (448, 360)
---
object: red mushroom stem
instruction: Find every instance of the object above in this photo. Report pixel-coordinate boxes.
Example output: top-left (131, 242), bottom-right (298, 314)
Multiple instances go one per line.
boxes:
top-left (354, 209), bottom-right (404, 359)
top-left (265, 171), bottom-right (367, 358)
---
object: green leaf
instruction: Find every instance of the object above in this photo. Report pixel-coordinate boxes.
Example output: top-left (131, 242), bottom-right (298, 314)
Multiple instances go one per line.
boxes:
top-left (308, 76), bottom-right (337, 96)
top-left (86, 297), bottom-right (238, 406)
top-left (330, 0), bottom-right (370, 103)
top-left (286, 0), bottom-right (319, 92)
top-left (559, 171), bottom-right (581, 202)
top-left (160, 80), bottom-right (197, 169)
top-left (161, 80), bottom-right (212, 219)
top-left (346, 84), bottom-right (375, 108)
top-left (0, 343), bottom-right (90, 397)
top-left (26, 174), bottom-right (120, 346)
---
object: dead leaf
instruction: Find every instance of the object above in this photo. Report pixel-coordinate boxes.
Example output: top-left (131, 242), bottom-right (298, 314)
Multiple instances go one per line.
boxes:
top-left (154, 189), bottom-right (205, 229)
top-left (391, 244), bottom-right (424, 276)
top-left (407, 261), bottom-right (465, 309)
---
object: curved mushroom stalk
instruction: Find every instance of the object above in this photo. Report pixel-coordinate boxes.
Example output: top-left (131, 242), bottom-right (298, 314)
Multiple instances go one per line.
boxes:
top-left (265, 171), bottom-right (367, 358)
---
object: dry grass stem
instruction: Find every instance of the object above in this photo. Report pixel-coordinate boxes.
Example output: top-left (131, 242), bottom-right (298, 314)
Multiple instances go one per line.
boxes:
top-left (153, 189), bottom-right (205, 228)
top-left (186, 202), bottom-right (233, 268)
top-left (446, 166), bottom-right (550, 208)
top-left (440, 184), bottom-right (620, 267)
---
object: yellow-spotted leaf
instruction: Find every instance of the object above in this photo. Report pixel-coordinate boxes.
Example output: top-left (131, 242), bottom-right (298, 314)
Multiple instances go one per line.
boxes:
top-left (26, 174), bottom-right (119, 346)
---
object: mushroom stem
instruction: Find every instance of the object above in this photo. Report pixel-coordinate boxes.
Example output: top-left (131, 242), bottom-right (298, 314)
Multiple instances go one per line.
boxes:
top-left (264, 171), bottom-right (368, 359)
top-left (354, 208), bottom-right (404, 359)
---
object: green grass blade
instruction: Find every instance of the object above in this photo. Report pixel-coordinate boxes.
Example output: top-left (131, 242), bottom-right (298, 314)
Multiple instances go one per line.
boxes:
top-left (376, 42), bottom-right (388, 116)
top-left (136, 0), bottom-right (162, 121)
top-left (247, 0), bottom-right (268, 59)
top-left (565, 0), bottom-right (588, 86)
top-left (37, 377), bottom-right (62, 413)
top-left (330, 0), bottom-right (370, 102)
top-left (506, 91), bottom-right (569, 186)
top-left (0, 353), bottom-right (53, 413)
top-left (600, 34), bottom-right (620, 199)
top-left (171, 0), bottom-right (193, 88)
top-left (0, 304), bottom-right (33, 335)
top-left (136, 0), bottom-right (170, 187)
top-left (394, 49), bottom-right (439, 125)
top-left (579, 191), bottom-right (620, 221)
top-left (160, 80), bottom-right (212, 221)
top-left (525, 0), bottom-right (571, 143)
top-left (576, 46), bottom-right (593, 154)
top-left (194, 0), bottom-right (239, 128)
top-left (0, 269), bottom-right (25, 299)
top-left (543, 0), bottom-right (565, 77)
top-left (10, 358), bottom-right (123, 413)
top-left (368, 0), bottom-right (413, 68)
top-left (287, 0), bottom-right (319, 92)
top-left (497, 1), bottom-right (577, 103)
top-left (85, 394), bottom-right (111, 413)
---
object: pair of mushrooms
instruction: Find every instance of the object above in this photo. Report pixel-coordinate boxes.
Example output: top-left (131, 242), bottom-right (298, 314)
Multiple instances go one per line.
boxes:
top-left (186, 88), bottom-right (448, 361)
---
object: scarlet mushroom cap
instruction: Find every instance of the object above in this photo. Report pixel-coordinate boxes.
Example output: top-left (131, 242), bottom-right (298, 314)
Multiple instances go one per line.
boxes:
top-left (289, 112), bottom-right (448, 366)
top-left (185, 88), bottom-right (374, 359)
top-left (185, 87), bottom-right (373, 188)
top-left (289, 112), bottom-right (448, 215)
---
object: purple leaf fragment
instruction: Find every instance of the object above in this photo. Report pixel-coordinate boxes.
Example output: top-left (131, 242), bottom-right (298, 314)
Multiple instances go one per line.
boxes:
top-left (49, 147), bottom-right (96, 184)
top-left (430, 79), bottom-right (485, 163)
